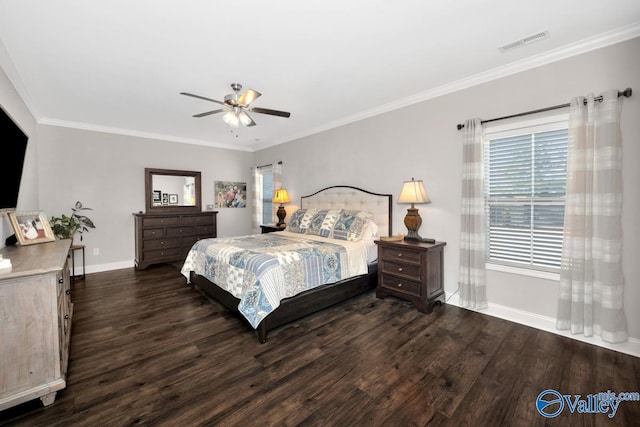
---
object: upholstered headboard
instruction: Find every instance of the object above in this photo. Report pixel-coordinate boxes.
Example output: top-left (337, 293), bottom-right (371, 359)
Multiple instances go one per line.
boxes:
top-left (300, 185), bottom-right (392, 237)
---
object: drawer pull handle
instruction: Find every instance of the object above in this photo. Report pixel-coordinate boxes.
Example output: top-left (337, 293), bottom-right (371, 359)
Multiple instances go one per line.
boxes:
top-left (58, 278), bottom-right (64, 284)
top-left (160, 241), bottom-right (164, 245)
top-left (398, 283), bottom-right (403, 287)
top-left (397, 253), bottom-right (403, 257)
top-left (398, 267), bottom-right (403, 272)
top-left (64, 315), bottom-right (69, 320)
top-left (66, 290), bottom-right (71, 295)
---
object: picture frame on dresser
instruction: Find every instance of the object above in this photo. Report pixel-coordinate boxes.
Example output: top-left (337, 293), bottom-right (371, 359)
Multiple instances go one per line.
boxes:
top-left (8, 210), bottom-right (56, 246)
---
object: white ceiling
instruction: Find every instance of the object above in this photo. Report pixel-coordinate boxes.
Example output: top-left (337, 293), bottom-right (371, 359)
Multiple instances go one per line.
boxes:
top-left (1, 1), bottom-right (639, 152)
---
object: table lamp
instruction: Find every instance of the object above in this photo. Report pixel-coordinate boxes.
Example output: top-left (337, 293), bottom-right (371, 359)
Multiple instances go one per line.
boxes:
top-left (273, 188), bottom-right (291, 228)
top-left (398, 178), bottom-right (431, 242)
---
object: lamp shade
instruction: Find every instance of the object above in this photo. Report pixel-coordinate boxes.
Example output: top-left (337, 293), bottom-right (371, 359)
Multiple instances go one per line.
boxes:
top-left (273, 188), bottom-right (291, 204)
top-left (398, 179), bottom-right (430, 205)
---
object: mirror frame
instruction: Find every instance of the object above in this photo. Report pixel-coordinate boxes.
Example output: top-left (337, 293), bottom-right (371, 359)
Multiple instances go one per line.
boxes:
top-left (145, 168), bottom-right (202, 213)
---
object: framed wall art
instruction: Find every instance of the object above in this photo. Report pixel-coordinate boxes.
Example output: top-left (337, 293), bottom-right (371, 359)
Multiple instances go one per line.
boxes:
top-left (8, 210), bottom-right (56, 245)
top-left (215, 181), bottom-right (247, 208)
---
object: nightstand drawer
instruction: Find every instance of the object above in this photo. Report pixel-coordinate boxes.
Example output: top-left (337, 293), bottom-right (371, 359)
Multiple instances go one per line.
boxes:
top-left (380, 246), bottom-right (421, 263)
top-left (380, 259), bottom-right (421, 278)
top-left (379, 274), bottom-right (421, 297)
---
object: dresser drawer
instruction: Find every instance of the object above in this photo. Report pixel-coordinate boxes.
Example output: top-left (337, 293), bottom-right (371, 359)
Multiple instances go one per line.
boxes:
top-left (181, 215), bottom-right (213, 225)
top-left (166, 226), bottom-right (196, 237)
top-left (143, 217), bottom-right (179, 227)
top-left (196, 225), bottom-right (215, 236)
top-left (380, 246), bottom-right (421, 263)
top-left (380, 259), bottom-right (421, 278)
top-left (143, 228), bottom-right (164, 239)
top-left (182, 236), bottom-right (203, 249)
top-left (379, 274), bottom-right (421, 297)
top-left (143, 247), bottom-right (181, 260)
top-left (144, 238), bottom-right (181, 250)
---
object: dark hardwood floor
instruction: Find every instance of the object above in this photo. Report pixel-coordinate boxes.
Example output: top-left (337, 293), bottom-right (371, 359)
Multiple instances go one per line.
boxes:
top-left (1, 264), bottom-right (639, 426)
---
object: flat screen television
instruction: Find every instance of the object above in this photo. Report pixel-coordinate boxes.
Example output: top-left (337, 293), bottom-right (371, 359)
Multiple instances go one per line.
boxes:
top-left (0, 106), bottom-right (28, 211)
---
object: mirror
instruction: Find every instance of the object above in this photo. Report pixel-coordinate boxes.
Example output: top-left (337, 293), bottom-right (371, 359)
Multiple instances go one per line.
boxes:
top-left (145, 168), bottom-right (202, 213)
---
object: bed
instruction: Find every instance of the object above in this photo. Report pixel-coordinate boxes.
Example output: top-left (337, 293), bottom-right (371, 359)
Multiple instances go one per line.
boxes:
top-left (181, 185), bottom-right (392, 343)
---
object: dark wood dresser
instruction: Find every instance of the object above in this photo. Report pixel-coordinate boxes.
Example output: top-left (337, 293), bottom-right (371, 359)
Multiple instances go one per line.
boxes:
top-left (133, 211), bottom-right (217, 270)
top-left (375, 239), bottom-right (446, 313)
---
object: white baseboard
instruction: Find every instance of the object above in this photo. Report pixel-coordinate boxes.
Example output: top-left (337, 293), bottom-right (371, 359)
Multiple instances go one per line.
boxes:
top-left (445, 293), bottom-right (640, 358)
top-left (84, 260), bottom-right (135, 274)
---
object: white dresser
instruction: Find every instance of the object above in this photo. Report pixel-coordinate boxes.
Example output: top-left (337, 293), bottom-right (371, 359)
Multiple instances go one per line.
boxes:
top-left (0, 239), bottom-right (72, 411)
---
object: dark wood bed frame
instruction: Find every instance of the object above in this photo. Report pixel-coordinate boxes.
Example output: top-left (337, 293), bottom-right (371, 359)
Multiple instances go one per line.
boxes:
top-left (189, 185), bottom-right (392, 343)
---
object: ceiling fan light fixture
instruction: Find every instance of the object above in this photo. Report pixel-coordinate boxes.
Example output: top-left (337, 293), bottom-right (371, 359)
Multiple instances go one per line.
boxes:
top-left (238, 111), bottom-right (252, 126)
top-left (223, 111), bottom-right (240, 127)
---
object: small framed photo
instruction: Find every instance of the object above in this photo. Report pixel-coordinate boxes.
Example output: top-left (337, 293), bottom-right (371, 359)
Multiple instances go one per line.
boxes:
top-left (169, 194), bottom-right (178, 205)
top-left (152, 190), bottom-right (162, 203)
top-left (8, 211), bottom-right (56, 246)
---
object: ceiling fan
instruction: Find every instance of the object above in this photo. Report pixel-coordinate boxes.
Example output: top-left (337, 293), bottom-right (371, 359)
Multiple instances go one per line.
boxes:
top-left (180, 83), bottom-right (291, 128)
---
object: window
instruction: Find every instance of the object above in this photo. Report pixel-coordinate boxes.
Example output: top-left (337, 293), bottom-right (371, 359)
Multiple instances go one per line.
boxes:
top-left (256, 165), bottom-right (275, 224)
top-left (484, 115), bottom-right (568, 272)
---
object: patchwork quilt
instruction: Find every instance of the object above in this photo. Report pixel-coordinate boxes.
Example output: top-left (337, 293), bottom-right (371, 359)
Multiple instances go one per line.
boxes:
top-left (181, 231), bottom-right (368, 328)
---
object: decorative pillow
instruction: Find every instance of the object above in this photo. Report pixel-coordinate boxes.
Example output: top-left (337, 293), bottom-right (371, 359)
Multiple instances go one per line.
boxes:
top-left (286, 209), bottom-right (317, 234)
top-left (361, 219), bottom-right (379, 241)
top-left (332, 210), bottom-right (374, 241)
top-left (306, 209), bottom-right (341, 237)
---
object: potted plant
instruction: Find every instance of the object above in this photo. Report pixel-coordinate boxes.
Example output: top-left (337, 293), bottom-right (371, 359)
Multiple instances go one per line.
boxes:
top-left (50, 201), bottom-right (96, 242)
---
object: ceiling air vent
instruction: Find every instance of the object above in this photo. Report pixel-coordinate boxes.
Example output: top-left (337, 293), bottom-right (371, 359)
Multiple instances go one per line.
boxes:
top-left (498, 30), bottom-right (549, 53)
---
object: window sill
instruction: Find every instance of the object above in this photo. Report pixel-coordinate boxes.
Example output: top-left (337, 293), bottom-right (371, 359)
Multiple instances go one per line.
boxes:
top-left (486, 263), bottom-right (560, 281)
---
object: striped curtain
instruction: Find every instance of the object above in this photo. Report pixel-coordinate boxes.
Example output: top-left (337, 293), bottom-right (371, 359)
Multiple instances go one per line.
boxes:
top-left (250, 162), bottom-right (283, 234)
top-left (458, 118), bottom-right (488, 309)
top-left (556, 90), bottom-right (627, 343)
top-left (251, 166), bottom-right (262, 233)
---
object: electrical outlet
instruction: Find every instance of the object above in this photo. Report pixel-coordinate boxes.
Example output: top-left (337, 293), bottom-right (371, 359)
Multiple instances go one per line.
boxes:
top-left (93, 248), bottom-right (99, 256)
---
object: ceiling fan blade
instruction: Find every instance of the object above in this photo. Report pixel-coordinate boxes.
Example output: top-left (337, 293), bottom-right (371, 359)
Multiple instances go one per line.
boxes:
top-left (180, 92), bottom-right (225, 105)
top-left (193, 109), bottom-right (224, 118)
top-left (238, 89), bottom-right (261, 107)
top-left (238, 111), bottom-right (256, 127)
top-left (251, 107), bottom-right (291, 118)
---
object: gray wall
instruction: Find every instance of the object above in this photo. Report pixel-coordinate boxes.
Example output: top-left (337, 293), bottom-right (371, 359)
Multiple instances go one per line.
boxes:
top-left (253, 37), bottom-right (640, 340)
top-left (35, 125), bottom-right (253, 270)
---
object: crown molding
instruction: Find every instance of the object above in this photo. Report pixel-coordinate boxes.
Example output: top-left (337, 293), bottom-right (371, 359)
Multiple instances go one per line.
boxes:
top-left (38, 117), bottom-right (254, 152)
top-left (268, 23), bottom-right (640, 149)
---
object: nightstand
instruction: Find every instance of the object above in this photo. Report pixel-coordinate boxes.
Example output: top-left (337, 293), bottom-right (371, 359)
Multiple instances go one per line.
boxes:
top-left (260, 224), bottom-right (286, 234)
top-left (375, 239), bottom-right (446, 313)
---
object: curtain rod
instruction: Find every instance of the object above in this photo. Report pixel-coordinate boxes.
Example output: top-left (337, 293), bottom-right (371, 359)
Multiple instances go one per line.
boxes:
top-left (456, 88), bottom-right (632, 130)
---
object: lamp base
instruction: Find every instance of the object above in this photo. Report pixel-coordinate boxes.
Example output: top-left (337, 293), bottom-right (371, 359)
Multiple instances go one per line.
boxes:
top-left (276, 205), bottom-right (287, 228)
top-left (403, 207), bottom-right (423, 239)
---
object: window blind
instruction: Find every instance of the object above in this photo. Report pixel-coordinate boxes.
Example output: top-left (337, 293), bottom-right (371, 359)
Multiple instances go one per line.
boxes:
top-left (485, 128), bottom-right (568, 270)
top-left (257, 165), bottom-right (274, 224)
